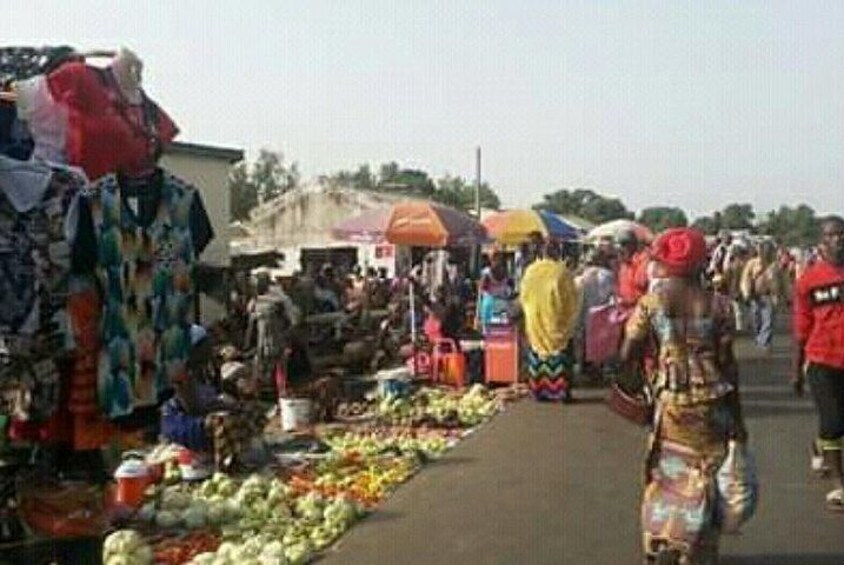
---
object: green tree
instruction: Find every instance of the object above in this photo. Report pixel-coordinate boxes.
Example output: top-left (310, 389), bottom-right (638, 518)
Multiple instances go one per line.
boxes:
top-left (321, 163), bottom-right (376, 191)
top-left (432, 175), bottom-right (501, 212)
top-left (229, 160), bottom-right (258, 222)
top-left (372, 164), bottom-right (436, 197)
top-left (760, 204), bottom-right (819, 247)
top-left (228, 149), bottom-right (300, 221)
top-left (720, 203), bottom-right (755, 230)
top-left (352, 164), bottom-right (375, 191)
top-left (535, 188), bottom-right (633, 225)
top-left (691, 211), bottom-right (723, 235)
top-left (378, 162), bottom-right (400, 185)
top-left (252, 149), bottom-right (299, 203)
top-left (637, 207), bottom-right (689, 233)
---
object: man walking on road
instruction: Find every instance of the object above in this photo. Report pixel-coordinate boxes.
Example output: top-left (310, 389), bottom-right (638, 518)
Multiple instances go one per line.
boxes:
top-left (742, 240), bottom-right (784, 351)
top-left (793, 215), bottom-right (844, 511)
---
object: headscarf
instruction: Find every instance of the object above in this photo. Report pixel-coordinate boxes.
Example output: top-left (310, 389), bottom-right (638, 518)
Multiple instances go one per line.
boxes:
top-left (651, 228), bottom-right (707, 277)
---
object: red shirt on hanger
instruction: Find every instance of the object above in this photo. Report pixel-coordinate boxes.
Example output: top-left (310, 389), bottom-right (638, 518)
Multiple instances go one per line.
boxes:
top-left (46, 62), bottom-right (178, 179)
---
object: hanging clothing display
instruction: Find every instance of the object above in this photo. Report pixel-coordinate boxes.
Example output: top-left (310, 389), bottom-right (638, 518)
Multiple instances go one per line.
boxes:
top-left (77, 169), bottom-right (212, 419)
top-left (15, 61), bottom-right (178, 180)
top-left (0, 155), bottom-right (86, 423)
top-left (0, 46), bottom-right (79, 86)
top-left (1, 46), bottom-right (77, 162)
top-left (0, 100), bottom-right (33, 161)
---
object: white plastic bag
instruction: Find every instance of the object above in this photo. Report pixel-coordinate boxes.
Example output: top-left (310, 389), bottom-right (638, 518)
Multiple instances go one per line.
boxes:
top-left (716, 440), bottom-right (759, 533)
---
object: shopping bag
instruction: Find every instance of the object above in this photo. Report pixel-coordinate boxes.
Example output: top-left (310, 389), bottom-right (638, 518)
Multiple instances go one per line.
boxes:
top-left (585, 302), bottom-right (629, 364)
top-left (715, 440), bottom-right (759, 533)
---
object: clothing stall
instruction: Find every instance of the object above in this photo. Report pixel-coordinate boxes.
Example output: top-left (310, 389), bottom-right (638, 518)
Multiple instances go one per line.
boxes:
top-left (0, 45), bottom-right (213, 554)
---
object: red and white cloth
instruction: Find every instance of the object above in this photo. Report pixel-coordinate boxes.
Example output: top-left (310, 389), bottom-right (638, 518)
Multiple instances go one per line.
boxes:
top-left (16, 61), bottom-right (178, 179)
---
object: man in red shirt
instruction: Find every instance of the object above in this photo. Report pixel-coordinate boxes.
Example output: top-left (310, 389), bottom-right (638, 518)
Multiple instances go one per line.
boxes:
top-left (793, 215), bottom-right (844, 511)
top-left (616, 230), bottom-right (650, 308)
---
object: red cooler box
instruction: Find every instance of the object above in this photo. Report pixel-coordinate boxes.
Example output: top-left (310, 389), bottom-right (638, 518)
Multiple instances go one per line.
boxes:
top-left (484, 324), bottom-right (519, 385)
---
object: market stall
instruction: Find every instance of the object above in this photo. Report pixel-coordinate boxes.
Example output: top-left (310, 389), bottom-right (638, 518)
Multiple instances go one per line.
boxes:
top-left (0, 45), bottom-right (224, 560)
top-left (0, 45), bottom-right (528, 565)
top-left (99, 381), bottom-right (522, 565)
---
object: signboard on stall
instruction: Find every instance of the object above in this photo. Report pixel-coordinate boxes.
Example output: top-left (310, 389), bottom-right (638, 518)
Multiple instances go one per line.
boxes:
top-left (374, 244), bottom-right (394, 259)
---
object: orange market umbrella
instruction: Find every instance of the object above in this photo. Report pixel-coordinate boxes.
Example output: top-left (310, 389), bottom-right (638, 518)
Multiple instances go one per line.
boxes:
top-left (384, 200), bottom-right (487, 247)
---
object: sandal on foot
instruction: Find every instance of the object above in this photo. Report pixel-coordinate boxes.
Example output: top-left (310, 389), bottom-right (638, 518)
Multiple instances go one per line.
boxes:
top-left (825, 488), bottom-right (844, 512)
top-left (811, 444), bottom-right (830, 477)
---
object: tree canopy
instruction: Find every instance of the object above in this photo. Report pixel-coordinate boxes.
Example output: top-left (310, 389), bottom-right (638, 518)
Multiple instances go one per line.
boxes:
top-left (759, 204), bottom-right (820, 247)
top-left (320, 162), bottom-right (500, 214)
top-left (432, 175), bottom-right (500, 212)
top-left (534, 189), bottom-right (634, 225)
top-left (637, 207), bottom-right (689, 232)
top-left (229, 149), bottom-right (300, 221)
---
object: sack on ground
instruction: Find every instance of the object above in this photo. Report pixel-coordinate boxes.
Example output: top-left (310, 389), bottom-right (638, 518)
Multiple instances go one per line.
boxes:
top-left (715, 440), bottom-right (759, 533)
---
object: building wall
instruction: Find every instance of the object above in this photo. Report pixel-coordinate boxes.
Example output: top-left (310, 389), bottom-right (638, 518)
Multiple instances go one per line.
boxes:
top-left (274, 242), bottom-right (400, 277)
top-left (160, 151), bottom-right (232, 268)
top-left (250, 186), bottom-right (400, 249)
top-left (246, 186), bottom-right (406, 276)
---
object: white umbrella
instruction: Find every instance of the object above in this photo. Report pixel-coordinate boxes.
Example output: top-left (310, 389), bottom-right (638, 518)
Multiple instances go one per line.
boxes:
top-left (586, 219), bottom-right (654, 243)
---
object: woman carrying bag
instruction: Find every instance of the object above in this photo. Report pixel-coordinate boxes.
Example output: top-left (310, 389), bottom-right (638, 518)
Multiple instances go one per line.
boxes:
top-left (620, 228), bottom-right (756, 564)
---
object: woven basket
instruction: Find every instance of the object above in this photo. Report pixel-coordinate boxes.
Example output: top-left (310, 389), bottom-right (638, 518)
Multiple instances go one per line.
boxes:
top-left (606, 382), bottom-right (653, 426)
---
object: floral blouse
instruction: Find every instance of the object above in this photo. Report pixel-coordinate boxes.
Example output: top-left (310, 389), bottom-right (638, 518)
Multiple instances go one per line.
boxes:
top-left (625, 291), bottom-right (736, 406)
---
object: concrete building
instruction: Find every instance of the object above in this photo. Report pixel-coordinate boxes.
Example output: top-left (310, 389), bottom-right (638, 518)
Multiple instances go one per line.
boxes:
top-left (245, 183), bottom-right (409, 276)
top-left (161, 141), bottom-right (244, 321)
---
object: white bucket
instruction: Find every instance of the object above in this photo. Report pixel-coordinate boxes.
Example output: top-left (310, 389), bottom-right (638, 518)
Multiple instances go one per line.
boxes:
top-left (279, 398), bottom-right (313, 431)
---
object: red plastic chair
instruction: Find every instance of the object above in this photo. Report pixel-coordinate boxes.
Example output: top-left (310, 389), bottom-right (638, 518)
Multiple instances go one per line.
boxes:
top-left (431, 338), bottom-right (466, 388)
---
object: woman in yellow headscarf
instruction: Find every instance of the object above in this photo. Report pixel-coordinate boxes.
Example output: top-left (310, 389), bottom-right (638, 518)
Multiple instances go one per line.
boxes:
top-left (519, 240), bottom-right (580, 401)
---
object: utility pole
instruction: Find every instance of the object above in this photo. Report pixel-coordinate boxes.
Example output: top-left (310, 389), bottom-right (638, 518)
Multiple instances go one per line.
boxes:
top-left (475, 146), bottom-right (482, 219)
top-left (472, 146), bottom-right (482, 277)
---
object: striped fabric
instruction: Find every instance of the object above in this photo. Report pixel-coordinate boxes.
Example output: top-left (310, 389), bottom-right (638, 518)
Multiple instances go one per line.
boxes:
top-left (527, 348), bottom-right (572, 402)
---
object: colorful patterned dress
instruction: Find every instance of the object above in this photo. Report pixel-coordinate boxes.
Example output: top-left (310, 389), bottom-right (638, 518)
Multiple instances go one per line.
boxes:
top-left (625, 291), bottom-right (740, 563)
top-left (82, 169), bottom-right (211, 419)
top-left (0, 157), bottom-right (84, 426)
top-left (518, 259), bottom-right (579, 401)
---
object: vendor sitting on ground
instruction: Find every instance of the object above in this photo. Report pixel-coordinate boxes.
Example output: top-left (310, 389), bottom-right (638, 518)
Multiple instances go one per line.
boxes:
top-left (161, 326), bottom-right (269, 470)
top-left (160, 326), bottom-right (231, 453)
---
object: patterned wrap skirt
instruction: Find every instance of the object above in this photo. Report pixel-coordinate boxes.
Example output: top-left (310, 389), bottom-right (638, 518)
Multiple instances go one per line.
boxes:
top-left (641, 397), bottom-right (734, 563)
top-left (527, 347), bottom-right (572, 402)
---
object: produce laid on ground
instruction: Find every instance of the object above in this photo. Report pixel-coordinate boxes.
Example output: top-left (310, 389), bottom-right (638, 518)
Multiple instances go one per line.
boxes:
top-left (374, 384), bottom-right (502, 428)
top-left (106, 384), bottom-right (514, 564)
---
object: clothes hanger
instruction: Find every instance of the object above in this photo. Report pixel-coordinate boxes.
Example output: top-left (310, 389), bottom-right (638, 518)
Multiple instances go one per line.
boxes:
top-left (79, 50), bottom-right (117, 60)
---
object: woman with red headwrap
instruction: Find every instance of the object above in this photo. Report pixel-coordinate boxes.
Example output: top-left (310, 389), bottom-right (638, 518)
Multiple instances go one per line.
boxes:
top-left (620, 228), bottom-right (750, 564)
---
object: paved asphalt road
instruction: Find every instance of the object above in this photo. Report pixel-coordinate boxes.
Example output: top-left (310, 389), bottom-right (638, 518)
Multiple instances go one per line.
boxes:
top-left (321, 323), bottom-right (844, 565)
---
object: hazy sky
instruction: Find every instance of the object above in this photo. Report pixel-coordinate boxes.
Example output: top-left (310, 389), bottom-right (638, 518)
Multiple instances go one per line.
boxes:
top-left (6, 1), bottom-right (843, 219)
